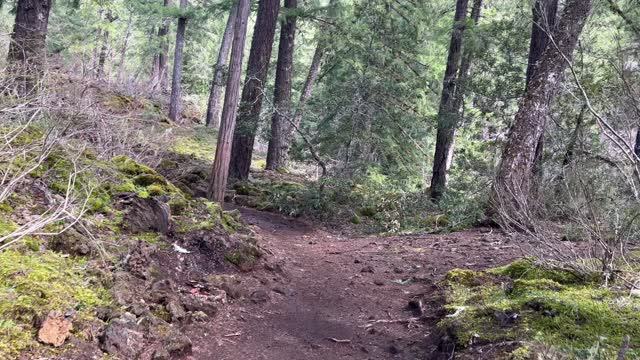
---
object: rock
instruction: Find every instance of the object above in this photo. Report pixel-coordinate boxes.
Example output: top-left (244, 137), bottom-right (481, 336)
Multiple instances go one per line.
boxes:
top-left (374, 279), bottom-right (385, 286)
top-left (206, 275), bottom-right (246, 299)
top-left (49, 228), bottom-right (91, 256)
top-left (152, 349), bottom-right (171, 360)
top-left (120, 195), bottom-right (171, 234)
top-left (393, 267), bottom-right (404, 274)
top-left (631, 289), bottom-right (640, 298)
top-left (407, 299), bottom-right (424, 317)
top-left (361, 265), bottom-right (375, 273)
top-left (164, 332), bottom-right (193, 356)
top-left (111, 271), bottom-right (139, 306)
top-left (38, 311), bottom-right (73, 347)
top-left (99, 313), bottom-right (144, 358)
top-left (166, 298), bottom-right (187, 323)
top-left (272, 286), bottom-right (294, 297)
top-left (149, 279), bottom-right (177, 304)
top-left (250, 289), bottom-right (270, 304)
top-left (190, 311), bottom-right (209, 322)
top-left (125, 241), bottom-right (156, 279)
top-left (181, 295), bottom-right (218, 316)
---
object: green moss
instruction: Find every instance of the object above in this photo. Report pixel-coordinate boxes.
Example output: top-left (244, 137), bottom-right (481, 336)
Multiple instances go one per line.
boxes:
top-left (0, 202), bottom-right (14, 213)
top-left (111, 155), bottom-right (155, 175)
top-left (441, 259), bottom-right (640, 357)
top-left (445, 269), bottom-right (486, 287)
top-left (115, 181), bottom-right (136, 193)
top-left (0, 217), bottom-right (18, 236)
top-left (350, 215), bottom-right (362, 224)
top-left (358, 206), bottom-right (378, 217)
top-left (147, 184), bottom-right (166, 196)
top-left (133, 174), bottom-right (167, 187)
top-left (132, 233), bottom-right (161, 245)
top-left (509, 346), bottom-right (531, 360)
top-left (0, 250), bottom-right (111, 356)
top-left (225, 244), bottom-right (262, 271)
top-left (489, 258), bottom-right (583, 285)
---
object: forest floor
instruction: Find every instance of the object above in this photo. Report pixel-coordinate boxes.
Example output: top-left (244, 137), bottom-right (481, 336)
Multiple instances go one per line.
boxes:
top-left (186, 206), bottom-right (522, 360)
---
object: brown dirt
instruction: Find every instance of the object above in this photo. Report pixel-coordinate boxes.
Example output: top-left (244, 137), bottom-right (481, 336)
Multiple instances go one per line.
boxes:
top-left (183, 207), bottom-right (522, 360)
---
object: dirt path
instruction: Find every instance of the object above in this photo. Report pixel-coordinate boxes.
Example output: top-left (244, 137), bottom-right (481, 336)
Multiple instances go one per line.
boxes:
top-left (188, 208), bottom-right (521, 360)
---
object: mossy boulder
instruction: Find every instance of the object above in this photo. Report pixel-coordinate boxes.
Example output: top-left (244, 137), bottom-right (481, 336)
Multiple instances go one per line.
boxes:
top-left (440, 259), bottom-right (640, 358)
top-left (0, 250), bottom-right (112, 356)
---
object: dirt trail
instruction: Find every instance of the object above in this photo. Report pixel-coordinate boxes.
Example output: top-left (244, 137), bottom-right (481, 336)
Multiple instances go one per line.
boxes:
top-left (189, 208), bottom-right (520, 360)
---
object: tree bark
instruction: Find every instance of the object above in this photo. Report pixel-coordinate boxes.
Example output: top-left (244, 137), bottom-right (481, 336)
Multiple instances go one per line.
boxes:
top-left (205, 2), bottom-right (238, 128)
top-left (207, 0), bottom-right (251, 203)
top-left (7, 0), bottom-right (53, 95)
top-left (526, 0), bottom-right (559, 87)
top-left (494, 0), bottom-right (593, 204)
top-left (228, 0), bottom-right (281, 181)
top-left (168, 0), bottom-right (189, 123)
top-left (528, 0), bottom-right (558, 176)
top-left (156, 0), bottom-right (173, 92)
top-left (266, 0), bottom-right (298, 171)
top-left (429, 0), bottom-right (470, 201)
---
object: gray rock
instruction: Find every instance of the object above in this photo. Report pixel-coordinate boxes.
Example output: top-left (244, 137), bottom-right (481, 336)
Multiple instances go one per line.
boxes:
top-left (99, 313), bottom-right (144, 358)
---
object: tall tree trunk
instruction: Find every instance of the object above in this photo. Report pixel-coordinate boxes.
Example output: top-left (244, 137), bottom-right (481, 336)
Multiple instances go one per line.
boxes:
top-left (429, 0), bottom-right (470, 201)
top-left (279, 0), bottom-right (337, 167)
top-left (7, 0), bottom-right (53, 95)
top-left (168, 0), bottom-right (189, 123)
top-left (228, 0), bottom-right (281, 181)
top-left (117, 14), bottom-right (134, 83)
top-left (207, 0), bottom-right (251, 203)
top-left (281, 45), bottom-right (324, 165)
top-left (528, 0), bottom-right (559, 176)
top-left (157, 0), bottom-right (173, 91)
top-left (266, 0), bottom-right (298, 171)
top-left (205, 2), bottom-right (238, 128)
top-left (494, 0), bottom-right (593, 205)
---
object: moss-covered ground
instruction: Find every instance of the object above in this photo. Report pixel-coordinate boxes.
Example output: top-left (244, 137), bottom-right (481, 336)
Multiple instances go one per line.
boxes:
top-left (440, 259), bottom-right (640, 359)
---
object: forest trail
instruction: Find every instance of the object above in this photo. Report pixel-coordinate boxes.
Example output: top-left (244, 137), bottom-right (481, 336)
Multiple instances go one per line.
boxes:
top-left (187, 207), bottom-right (521, 360)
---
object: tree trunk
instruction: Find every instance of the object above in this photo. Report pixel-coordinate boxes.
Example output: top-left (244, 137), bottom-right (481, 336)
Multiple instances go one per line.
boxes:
top-left (207, 0), bottom-right (251, 203)
top-left (117, 14), bottom-right (134, 83)
top-left (168, 0), bottom-right (189, 123)
top-left (526, 0), bottom-right (559, 87)
top-left (228, 0), bottom-right (281, 181)
top-left (279, 0), bottom-right (337, 167)
top-left (96, 30), bottom-right (109, 78)
top-left (528, 0), bottom-right (558, 176)
top-left (281, 44), bottom-right (325, 166)
top-left (7, 0), bottom-right (53, 95)
top-left (205, 3), bottom-right (238, 128)
top-left (266, 0), bottom-right (298, 171)
top-left (494, 0), bottom-right (593, 204)
top-left (157, 0), bottom-right (173, 92)
top-left (429, 0), bottom-right (470, 201)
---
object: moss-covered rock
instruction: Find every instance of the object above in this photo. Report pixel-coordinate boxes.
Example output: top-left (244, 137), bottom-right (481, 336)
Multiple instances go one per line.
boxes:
top-left (440, 259), bottom-right (640, 358)
top-left (0, 250), bottom-right (111, 356)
